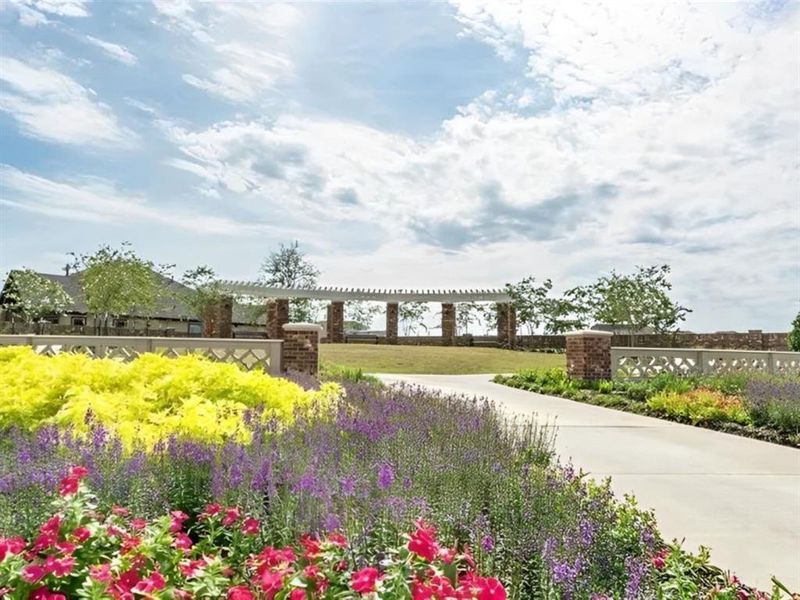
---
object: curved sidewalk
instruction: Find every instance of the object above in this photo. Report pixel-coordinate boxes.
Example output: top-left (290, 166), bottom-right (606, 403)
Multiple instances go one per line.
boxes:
top-left (377, 373), bottom-right (800, 591)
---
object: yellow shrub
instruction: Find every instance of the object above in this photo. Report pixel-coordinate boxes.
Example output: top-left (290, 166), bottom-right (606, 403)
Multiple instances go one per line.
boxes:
top-left (647, 388), bottom-right (750, 425)
top-left (0, 346), bottom-right (340, 449)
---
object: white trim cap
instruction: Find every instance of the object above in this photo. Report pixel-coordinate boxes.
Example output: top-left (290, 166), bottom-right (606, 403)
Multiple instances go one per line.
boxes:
top-left (564, 329), bottom-right (614, 337)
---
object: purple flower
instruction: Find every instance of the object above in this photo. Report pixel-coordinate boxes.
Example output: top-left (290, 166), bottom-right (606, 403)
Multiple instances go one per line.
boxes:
top-left (481, 535), bottom-right (495, 552)
top-left (377, 463), bottom-right (394, 490)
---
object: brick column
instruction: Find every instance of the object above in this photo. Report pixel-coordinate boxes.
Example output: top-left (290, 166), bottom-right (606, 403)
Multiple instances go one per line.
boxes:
top-left (202, 295), bottom-right (233, 338)
top-left (267, 299), bottom-right (290, 339)
top-left (386, 302), bottom-right (399, 344)
top-left (496, 302), bottom-right (517, 348)
top-left (565, 330), bottom-right (612, 381)
top-left (282, 323), bottom-right (322, 376)
top-left (326, 301), bottom-right (345, 343)
top-left (441, 303), bottom-right (456, 346)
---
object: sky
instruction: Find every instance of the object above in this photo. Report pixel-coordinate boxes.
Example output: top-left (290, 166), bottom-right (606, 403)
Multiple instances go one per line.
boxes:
top-left (0, 0), bottom-right (798, 332)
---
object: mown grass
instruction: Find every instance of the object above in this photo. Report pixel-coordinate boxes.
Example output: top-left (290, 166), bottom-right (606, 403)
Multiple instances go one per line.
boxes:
top-left (319, 343), bottom-right (564, 374)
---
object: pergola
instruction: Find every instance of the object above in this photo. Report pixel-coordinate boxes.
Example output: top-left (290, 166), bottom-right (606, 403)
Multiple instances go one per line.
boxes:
top-left (214, 281), bottom-right (517, 346)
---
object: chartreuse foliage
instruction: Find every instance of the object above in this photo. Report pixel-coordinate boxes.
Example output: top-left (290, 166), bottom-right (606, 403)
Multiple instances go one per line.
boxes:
top-left (0, 347), bottom-right (340, 449)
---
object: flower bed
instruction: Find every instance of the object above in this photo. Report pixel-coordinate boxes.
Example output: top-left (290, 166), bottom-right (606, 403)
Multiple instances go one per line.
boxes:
top-left (0, 347), bottom-right (340, 448)
top-left (494, 369), bottom-right (800, 447)
top-left (0, 358), bottom-right (796, 597)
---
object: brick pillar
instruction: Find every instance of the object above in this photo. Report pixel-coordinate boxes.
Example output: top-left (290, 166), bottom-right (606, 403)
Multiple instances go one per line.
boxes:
top-left (326, 301), bottom-right (344, 343)
top-left (267, 299), bottom-right (290, 339)
top-left (496, 302), bottom-right (516, 347)
top-left (386, 302), bottom-right (399, 344)
top-left (282, 323), bottom-right (321, 376)
top-left (565, 330), bottom-right (612, 381)
top-left (747, 329), bottom-right (764, 350)
top-left (441, 303), bottom-right (456, 346)
top-left (202, 295), bottom-right (233, 338)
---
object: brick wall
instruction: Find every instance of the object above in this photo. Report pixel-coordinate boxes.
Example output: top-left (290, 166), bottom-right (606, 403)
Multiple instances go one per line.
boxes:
top-left (281, 324), bottom-right (321, 375)
top-left (386, 302), bottom-right (399, 344)
top-left (267, 299), bottom-right (290, 339)
top-left (203, 296), bottom-right (233, 338)
top-left (566, 331), bottom-right (612, 380)
top-left (326, 301), bottom-right (345, 343)
top-left (441, 303), bottom-right (456, 346)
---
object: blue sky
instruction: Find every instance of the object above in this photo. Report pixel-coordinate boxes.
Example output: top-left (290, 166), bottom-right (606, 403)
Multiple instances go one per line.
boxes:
top-left (0, 0), bottom-right (798, 332)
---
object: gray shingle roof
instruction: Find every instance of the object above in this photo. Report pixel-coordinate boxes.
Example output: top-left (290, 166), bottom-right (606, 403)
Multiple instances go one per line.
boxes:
top-left (1, 270), bottom-right (265, 325)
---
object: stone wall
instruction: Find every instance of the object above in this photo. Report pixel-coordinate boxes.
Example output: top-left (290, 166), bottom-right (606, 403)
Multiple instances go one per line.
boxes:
top-left (281, 324), bottom-right (321, 375)
top-left (441, 303), bottom-right (456, 346)
top-left (326, 301), bottom-right (345, 343)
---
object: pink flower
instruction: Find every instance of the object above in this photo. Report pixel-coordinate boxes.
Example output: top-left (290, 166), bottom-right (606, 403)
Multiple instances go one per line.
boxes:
top-left (222, 507), bottom-right (241, 527)
top-left (260, 570), bottom-right (284, 598)
top-left (29, 587), bottom-right (66, 600)
top-left (90, 563), bottom-right (113, 584)
top-left (227, 586), bottom-right (255, 600)
top-left (173, 532), bottom-right (193, 551)
top-left (44, 555), bottom-right (75, 577)
top-left (58, 466), bottom-right (88, 496)
top-left (111, 506), bottom-right (130, 517)
top-left (22, 564), bottom-right (47, 583)
top-left (170, 510), bottom-right (190, 533)
top-left (327, 532), bottom-right (348, 548)
top-left (134, 571), bottom-right (166, 594)
top-left (289, 590), bottom-right (306, 600)
top-left (242, 517), bottom-right (260, 535)
top-left (200, 503), bottom-right (222, 519)
top-left (130, 518), bottom-right (147, 531)
top-left (0, 537), bottom-right (25, 561)
top-left (351, 567), bottom-right (381, 594)
top-left (652, 549), bottom-right (669, 570)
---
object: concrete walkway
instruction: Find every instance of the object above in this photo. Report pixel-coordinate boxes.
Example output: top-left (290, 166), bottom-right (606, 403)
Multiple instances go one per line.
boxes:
top-left (377, 374), bottom-right (800, 591)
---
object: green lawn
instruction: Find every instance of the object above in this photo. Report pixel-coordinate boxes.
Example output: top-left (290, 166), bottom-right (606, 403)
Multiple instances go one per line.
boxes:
top-left (319, 343), bottom-right (564, 374)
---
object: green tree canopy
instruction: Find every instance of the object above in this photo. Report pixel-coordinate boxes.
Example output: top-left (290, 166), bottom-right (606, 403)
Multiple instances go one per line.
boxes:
top-left (181, 265), bottom-right (225, 321)
top-left (72, 243), bottom-right (169, 333)
top-left (565, 264), bottom-right (690, 340)
top-left (2, 269), bottom-right (71, 324)
top-left (789, 311), bottom-right (800, 351)
top-left (399, 301), bottom-right (429, 335)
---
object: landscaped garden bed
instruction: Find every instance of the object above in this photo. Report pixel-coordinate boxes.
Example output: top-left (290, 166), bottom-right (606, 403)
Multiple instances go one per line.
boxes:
top-left (494, 369), bottom-right (800, 447)
top-left (0, 349), bottom-right (796, 598)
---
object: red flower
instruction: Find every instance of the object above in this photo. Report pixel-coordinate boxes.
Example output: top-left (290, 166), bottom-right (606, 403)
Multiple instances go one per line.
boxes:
top-left (44, 555), bottom-right (75, 577)
top-left (22, 564), bottom-right (46, 583)
top-left (300, 534), bottom-right (321, 560)
top-left (0, 537), bottom-right (25, 561)
top-left (111, 506), bottom-right (130, 517)
top-left (222, 507), bottom-right (241, 527)
top-left (29, 587), bottom-right (66, 600)
top-left (130, 518), bottom-right (147, 531)
top-left (227, 586), bottom-right (254, 600)
top-left (327, 532), bottom-right (348, 548)
top-left (242, 517), bottom-right (260, 535)
top-left (260, 570), bottom-right (284, 599)
top-left (289, 590), bottom-right (306, 600)
top-left (58, 466), bottom-right (88, 497)
top-left (351, 567), bottom-right (381, 594)
top-left (134, 571), bottom-right (166, 594)
top-left (652, 549), bottom-right (669, 570)
top-left (71, 527), bottom-right (91, 543)
top-left (200, 503), bottom-right (222, 519)
top-left (408, 523), bottom-right (439, 562)
top-left (90, 563), bottom-right (113, 584)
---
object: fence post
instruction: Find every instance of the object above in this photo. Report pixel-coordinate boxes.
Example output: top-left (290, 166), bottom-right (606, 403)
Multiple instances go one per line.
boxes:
top-left (696, 350), bottom-right (705, 375)
top-left (268, 341), bottom-right (283, 376)
top-left (565, 330), bottom-right (612, 381)
top-left (767, 352), bottom-right (776, 375)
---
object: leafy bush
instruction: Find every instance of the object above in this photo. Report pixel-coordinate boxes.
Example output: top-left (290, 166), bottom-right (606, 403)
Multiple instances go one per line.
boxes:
top-left (789, 311), bottom-right (800, 351)
top-left (0, 381), bottom-right (666, 598)
top-left (745, 378), bottom-right (800, 433)
top-left (320, 362), bottom-right (381, 385)
top-left (0, 347), bottom-right (340, 448)
top-left (0, 467), bottom-right (509, 599)
top-left (647, 389), bottom-right (751, 425)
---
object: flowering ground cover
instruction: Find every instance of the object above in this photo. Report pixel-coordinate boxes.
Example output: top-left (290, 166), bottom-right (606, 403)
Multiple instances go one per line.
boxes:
top-left (0, 353), bottom-right (796, 598)
top-left (494, 369), bottom-right (800, 447)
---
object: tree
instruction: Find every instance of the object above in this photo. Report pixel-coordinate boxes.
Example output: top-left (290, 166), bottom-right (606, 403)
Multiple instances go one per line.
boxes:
top-left (73, 243), bottom-right (169, 334)
top-left (399, 301), bottom-right (429, 335)
top-left (456, 302), bottom-right (481, 335)
top-left (504, 277), bottom-right (554, 334)
top-left (345, 301), bottom-right (381, 331)
top-left (181, 265), bottom-right (225, 321)
top-left (2, 269), bottom-right (71, 327)
top-left (789, 311), bottom-right (800, 351)
top-left (565, 265), bottom-right (690, 344)
top-left (540, 296), bottom-right (587, 334)
top-left (259, 241), bottom-right (321, 322)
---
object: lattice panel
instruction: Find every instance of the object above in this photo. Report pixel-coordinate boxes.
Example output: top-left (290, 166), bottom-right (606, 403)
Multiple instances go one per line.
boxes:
top-left (703, 355), bottom-right (769, 374)
top-left (775, 357), bottom-right (800, 376)
top-left (613, 354), bottom-right (698, 379)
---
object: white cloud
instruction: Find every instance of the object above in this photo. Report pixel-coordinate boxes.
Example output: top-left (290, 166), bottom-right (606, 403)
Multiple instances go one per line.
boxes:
top-left (0, 165), bottom-right (275, 236)
top-left (4, 0), bottom-right (89, 25)
top-left (0, 57), bottom-right (133, 146)
top-left (158, 2), bottom-right (799, 330)
top-left (84, 35), bottom-right (138, 66)
top-left (151, 1), bottom-right (300, 102)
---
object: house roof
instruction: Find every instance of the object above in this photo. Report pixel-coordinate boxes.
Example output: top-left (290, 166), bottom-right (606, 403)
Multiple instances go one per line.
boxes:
top-left (1, 270), bottom-right (265, 325)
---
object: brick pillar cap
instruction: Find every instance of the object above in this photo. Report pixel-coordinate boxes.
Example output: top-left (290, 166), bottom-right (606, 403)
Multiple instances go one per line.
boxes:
top-left (564, 329), bottom-right (614, 337)
top-left (283, 323), bottom-right (324, 333)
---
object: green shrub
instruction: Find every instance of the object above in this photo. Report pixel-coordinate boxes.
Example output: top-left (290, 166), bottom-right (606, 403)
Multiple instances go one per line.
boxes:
top-left (647, 389), bottom-right (751, 425)
top-left (320, 362), bottom-right (381, 385)
top-left (789, 311), bottom-right (800, 351)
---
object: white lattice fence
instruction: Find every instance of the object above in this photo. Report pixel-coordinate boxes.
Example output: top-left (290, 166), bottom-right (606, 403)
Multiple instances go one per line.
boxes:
top-left (611, 347), bottom-right (800, 380)
top-left (0, 335), bottom-right (283, 375)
